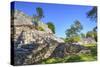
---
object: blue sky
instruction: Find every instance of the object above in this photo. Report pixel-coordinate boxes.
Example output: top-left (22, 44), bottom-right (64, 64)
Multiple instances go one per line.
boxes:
top-left (12, 1), bottom-right (96, 38)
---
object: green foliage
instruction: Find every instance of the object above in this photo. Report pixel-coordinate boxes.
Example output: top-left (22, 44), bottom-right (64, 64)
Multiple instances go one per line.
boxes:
top-left (42, 58), bottom-right (63, 64)
top-left (93, 26), bottom-right (97, 32)
top-left (65, 55), bottom-right (82, 62)
top-left (45, 58), bottom-right (56, 64)
top-left (64, 38), bottom-right (70, 43)
top-left (65, 36), bottom-right (80, 43)
top-left (36, 7), bottom-right (44, 18)
top-left (47, 22), bottom-right (55, 34)
top-left (71, 36), bottom-right (81, 42)
top-left (87, 6), bottom-right (97, 22)
top-left (86, 31), bottom-right (97, 41)
top-left (37, 26), bottom-right (44, 31)
top-left (65, 20), bottom-right (83, 38)
top-left (81, 44), bottom-right (97, 60)
top-left (90, 46), bottom-right (97, 57)
top-left (86, 7), bottom-right (97, 37)
top-left (85, 44), bottom-right (97, 57)
top-left (65, 20), bottom-right (82, 43)
top-left (86, 31), bottom-right (94, 38)
top-left (79, 54), bottom-right (96, 61)
top-left (32, 7), bottom-right (44, 28)
top-left (93, 32), bottom-right (97, 41)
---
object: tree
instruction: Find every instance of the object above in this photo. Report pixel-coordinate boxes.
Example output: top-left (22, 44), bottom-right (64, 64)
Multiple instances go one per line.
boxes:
top-left (94, 31), bottom-right (97, 42)
top-left (47, 22), bottom-right (55, 34)
top-left (86, 31), bottom-right (97, 41)
top-left (32, 7), bottom-right (44, 29)
top-left (86, 31), bottom-right (94, 38)
top-left (87, 6), bottom-right (97, 32)
top-left (36, 7), bottom-right (44, 19)
top-left (93, 26), bottom-right (97, 32)
top-left (65, 20), bottom-right (83, 37)
top-left (87, 6), bottom-right (97, 22)
top-left (65, 20), bottom-right (83, 43)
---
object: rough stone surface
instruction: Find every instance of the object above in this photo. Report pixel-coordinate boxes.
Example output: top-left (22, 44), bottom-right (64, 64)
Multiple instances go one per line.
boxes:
top-left (78, 37), bottom-right (96, 45)
top-left (12, 10), bottom-right (33, 25)
top-left (13, 29), bottom-right (64, 65)
top-left (12, 10), bottom-right (64, 65)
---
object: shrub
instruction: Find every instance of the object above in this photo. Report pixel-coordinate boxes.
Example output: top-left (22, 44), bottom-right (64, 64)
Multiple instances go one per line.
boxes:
top-left (65, 36), bottom-right (81, 43)
top-left (37, 26), bottom-right (44, 31)
top-left (47, 22), bottom-right (55, 34)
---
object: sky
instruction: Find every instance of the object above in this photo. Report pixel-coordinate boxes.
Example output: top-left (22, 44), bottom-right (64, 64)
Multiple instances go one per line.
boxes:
top-left (12, 1), bottom-right (97, 38)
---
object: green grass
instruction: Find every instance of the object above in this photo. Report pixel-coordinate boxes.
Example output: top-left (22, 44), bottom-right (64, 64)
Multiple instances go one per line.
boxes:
top-left (83, 43), bottom-right (97, 57)
top-left (41, 58), bottom-right (64, 64)
top-left (79, 54), bottom-right (97, 61)
top-left (41, 53), bottom-right (97, 64)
